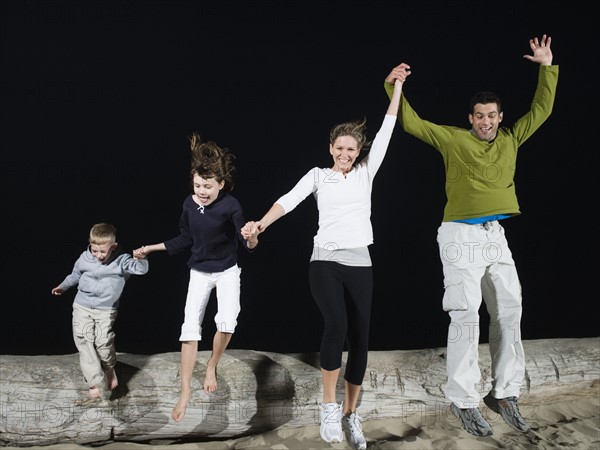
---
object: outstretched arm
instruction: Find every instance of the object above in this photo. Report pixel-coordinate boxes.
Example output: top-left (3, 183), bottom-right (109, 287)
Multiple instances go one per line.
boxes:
top-left (133, 243), bottom-right (166, 259)
top-left (256, 203), bottom-right (285, 231)
top-left (385, 63), bottom-right (411, 115)
top-left (523, 34), bottom-right (553, 66)
top-left (240, 202), bottom-right (286, 242)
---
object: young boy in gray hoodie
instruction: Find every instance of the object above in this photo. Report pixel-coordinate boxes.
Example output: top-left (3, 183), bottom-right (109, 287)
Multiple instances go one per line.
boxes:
top-left (52, 222), bottom-right (149, 398)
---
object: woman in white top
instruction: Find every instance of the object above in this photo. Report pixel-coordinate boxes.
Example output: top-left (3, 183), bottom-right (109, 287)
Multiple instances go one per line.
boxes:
top-left (242, 63), bottom-right (410, 449)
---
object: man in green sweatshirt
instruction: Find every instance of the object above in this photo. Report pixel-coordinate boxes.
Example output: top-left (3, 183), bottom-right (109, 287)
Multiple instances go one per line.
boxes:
top-left (384, 34), bottom-right (558, 437)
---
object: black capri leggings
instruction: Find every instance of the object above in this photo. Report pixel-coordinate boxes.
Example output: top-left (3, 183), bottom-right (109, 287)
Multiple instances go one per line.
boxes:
top-left (308, 260), bottom-right (373, 386)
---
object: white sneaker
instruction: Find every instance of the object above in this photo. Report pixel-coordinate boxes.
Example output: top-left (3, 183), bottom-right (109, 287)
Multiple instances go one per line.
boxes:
top-left (342, 412), bottom-right (367, 449)
top-left (319, 402), bottom-right (343, 443)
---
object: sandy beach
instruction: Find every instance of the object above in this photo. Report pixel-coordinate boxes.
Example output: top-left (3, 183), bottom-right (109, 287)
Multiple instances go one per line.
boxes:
top-left (3, 394), bottom-right (598, 450)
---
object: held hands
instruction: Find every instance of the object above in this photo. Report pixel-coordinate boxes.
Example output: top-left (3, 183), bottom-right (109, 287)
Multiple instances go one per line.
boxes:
top-left (385, 62), bottom-right (411, 86)
top-left (241, 221), bottom-right (263, 249)
top-left (132, 246), bottom-right (147, 260)
top-left (524, 34), bottom-right (552, 66)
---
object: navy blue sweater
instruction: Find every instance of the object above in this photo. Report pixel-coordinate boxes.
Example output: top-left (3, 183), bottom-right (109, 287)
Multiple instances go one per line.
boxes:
top-left (164, 193), bottom-right (252, 273)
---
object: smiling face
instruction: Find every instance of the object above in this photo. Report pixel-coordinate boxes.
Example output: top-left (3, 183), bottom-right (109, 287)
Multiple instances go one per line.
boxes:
top-left (192, 173), bottom-right (224, 206)
top-left (469, 102), bottom-right (503, 141)
top-left (330, 135), bottom-right (360, 174)
top-left (90, 242), bottom-right (117, 262)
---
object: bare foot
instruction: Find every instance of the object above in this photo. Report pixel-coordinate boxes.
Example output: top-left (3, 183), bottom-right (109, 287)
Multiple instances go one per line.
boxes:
top-left (106, 368), bottom-right (118, 391)
top-left (172, 391), bottom-right (191, 422)
top-left (88, 386), bottom-right (101, 398)
top-left (203, 365), bottom-right (218, 393)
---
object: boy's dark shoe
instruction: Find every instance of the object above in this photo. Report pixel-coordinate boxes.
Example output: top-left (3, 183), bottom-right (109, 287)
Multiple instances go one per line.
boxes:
top-left (483, 393), bottom-right (530, 432)
top-left (450, 403), bottom-right (493, 436)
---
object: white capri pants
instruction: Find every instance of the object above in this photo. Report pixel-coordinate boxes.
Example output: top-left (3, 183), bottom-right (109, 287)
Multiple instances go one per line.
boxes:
top-left (179, 264), bottom-right (241, 342)
top-left (437, 221), bottom-right (525, 408)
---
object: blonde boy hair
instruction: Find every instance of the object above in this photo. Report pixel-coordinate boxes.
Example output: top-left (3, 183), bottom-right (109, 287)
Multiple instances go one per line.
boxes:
top-left (89, 223), bottom-right (117, 246)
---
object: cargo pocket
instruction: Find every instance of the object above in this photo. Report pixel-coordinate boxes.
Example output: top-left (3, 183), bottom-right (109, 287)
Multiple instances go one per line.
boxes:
top-left (442, 280), bottom-right (468, 311)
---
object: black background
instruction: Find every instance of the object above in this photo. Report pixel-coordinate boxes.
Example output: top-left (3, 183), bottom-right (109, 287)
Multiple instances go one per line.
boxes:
top-left (2, 1), bottom-right (597, 356)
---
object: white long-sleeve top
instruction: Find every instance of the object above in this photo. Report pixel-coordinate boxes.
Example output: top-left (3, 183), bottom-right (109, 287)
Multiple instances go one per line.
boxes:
top-left (276, 114), bottom-right (396, 250)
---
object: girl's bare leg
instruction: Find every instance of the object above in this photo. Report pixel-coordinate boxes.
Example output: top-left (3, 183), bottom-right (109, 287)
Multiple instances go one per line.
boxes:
top-left (204, 331), bottom-right (232, 393)
top-left (172, 341), bottom-right (198, 422)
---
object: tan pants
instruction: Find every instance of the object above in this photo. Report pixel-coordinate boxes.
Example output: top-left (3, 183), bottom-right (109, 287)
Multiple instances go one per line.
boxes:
top-left (437, 221), bottom-right (525, 407)
top-left (72, 303), bottom-right (118, 389)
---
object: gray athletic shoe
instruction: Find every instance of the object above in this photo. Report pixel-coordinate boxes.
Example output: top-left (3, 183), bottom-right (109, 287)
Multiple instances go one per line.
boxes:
top-left (484, 394), bottom-right (530, 432)
top-left (450, 403), bottom-right (494, 436)
top-left (342, 412), bottom-right (367, 449)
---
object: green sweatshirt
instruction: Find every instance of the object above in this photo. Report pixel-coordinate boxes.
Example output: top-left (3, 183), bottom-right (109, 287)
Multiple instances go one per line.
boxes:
top-left (385, 65), bottom-right (559, 222)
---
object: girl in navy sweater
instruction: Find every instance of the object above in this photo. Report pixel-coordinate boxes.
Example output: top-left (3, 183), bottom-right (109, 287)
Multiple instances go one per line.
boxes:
top-left (135, 133), bottom-right (258, 422)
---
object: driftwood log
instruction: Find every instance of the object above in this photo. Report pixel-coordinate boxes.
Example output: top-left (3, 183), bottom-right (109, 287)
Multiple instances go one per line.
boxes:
top-left (1, 337), bottom-right (598, 447)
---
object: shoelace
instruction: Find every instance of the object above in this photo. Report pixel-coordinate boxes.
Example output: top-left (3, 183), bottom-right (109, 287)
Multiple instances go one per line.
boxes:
top-left (503, 400), bottom-right (526, 419)
top-left (322, 404), bottom-right (342, 423)
top-left (347, 413), bottom-right (363, 432)
top-left (470, 408), bottom-right (486, 420)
